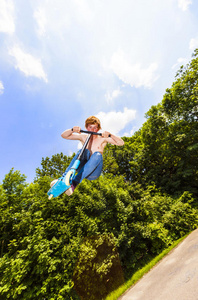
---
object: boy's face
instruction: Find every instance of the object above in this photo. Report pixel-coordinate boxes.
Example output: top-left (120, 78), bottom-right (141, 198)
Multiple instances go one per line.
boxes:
top-left (86, 123), bottom-right (99, 132)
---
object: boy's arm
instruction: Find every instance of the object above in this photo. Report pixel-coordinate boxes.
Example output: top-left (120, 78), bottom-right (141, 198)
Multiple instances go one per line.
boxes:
top-left (102, 131), bottom-right (124, 146)
top-left (61, 126), bottom-right (85, 142)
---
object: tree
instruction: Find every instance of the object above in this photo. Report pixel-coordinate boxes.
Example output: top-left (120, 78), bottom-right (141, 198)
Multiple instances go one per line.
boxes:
top-left (103, 50), bottom-right (198, 196)
top-left (0, 171), bottom-right (198, 299)
top-left (103, 132), bottom-right (143, 182)
top-left (73, 234), bottom-right (124, 300)
top-left (35, 152), bottom-right (74, 180)
top-left (0, 169), bottom-right (27, 257)
top-left (2, 168), bottom-right (27, 204)
top-left (139, 50), bottom-right (198, 194)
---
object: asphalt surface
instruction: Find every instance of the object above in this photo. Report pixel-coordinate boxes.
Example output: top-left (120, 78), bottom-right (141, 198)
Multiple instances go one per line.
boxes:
top-left (119, 228), bottom-right (198, 300)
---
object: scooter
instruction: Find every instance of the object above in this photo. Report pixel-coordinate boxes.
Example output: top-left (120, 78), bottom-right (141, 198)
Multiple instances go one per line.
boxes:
top-left (47, 129), bottom-right (105, 199)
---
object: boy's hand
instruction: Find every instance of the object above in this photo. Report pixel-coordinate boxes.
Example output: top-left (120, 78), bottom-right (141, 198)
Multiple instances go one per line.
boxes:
top-left (102, 131), bottom-right (111, 138)
top-left (73, 126), bottom-right (81, 133)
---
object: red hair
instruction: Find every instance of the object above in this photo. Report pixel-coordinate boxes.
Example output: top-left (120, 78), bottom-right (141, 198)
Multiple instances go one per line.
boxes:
top-left (85, 116), bottom-right (101, 130)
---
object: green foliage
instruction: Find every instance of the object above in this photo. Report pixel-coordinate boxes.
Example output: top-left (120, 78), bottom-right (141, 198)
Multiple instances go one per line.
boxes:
top-left (1, 172), bottom-right (197, 299)
top-left (146, 51), bottom-right (198, 194)
top-left (35, 152), bottom-right (74, 179)
top-left (0, 175), bottom-right (81, 299)
top-left (0, 169), bottom-right (28, 257)
top-left (2, 168), bottom-right (27, 203)
top-left (73, 234), bottom-right (124, 300)
top-left (103, 132), bottom-right (143, 182)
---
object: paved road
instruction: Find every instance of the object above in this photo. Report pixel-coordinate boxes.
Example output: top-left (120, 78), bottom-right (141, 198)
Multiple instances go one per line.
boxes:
top-left (119, 228), bottom-right (198, 300)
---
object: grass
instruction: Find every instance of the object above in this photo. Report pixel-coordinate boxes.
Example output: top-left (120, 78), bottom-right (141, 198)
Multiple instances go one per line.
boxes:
top-left (105, 233), bottom-right (190, 300)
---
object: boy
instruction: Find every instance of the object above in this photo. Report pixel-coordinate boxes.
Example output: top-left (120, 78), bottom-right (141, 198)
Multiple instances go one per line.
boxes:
top-left (51, 116), bottom-right (124, 195)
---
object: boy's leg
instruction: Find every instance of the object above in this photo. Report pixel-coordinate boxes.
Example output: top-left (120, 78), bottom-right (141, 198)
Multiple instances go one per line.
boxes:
top-left (64, 149), bottom-right (90, 195)
top-left (73, 152), bottom-right (103, 185)
top-left (50, 149), bottom-right (90, 195)
top-left (62, 149), bottom-right (90, 176)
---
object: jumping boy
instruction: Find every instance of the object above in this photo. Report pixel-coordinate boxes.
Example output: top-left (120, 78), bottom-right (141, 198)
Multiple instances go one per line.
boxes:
top-left (51, 116), bottom-right (124, 195)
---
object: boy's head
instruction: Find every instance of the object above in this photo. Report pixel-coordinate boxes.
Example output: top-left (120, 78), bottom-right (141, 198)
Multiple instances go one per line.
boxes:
top-left (85, 116), bottom-right (101, 131)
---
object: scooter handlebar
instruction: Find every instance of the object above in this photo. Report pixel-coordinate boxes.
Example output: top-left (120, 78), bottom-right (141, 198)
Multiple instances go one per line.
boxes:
top-left (80, 129), bottom-right (111, 137)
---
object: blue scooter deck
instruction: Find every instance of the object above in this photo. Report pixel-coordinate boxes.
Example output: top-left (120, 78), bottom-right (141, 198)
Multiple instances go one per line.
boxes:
top-left (47, 178), bottom-right (71, 199)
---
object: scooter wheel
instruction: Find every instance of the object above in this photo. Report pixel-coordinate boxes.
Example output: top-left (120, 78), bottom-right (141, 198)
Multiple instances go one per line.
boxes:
top-left (48, 194), bottom-right (53, 200)
top-left (65, 170), bottom-right (73, 186)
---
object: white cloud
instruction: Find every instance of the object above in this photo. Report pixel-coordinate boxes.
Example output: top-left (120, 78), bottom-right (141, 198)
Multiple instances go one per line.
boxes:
top-left (9, 45), bottom-right (48, 82)
top-left (0, 80), bottom-right (4, 94)
top-left (110, 50), bottom-right (159, 89)
top-left (0, 0), bottom-right (15, 34)
top-left (96, 107), bottom-right (136, 135)
top-left (178, 0), bottom-right (192, 11)
top-left (105, 87), bottom-right (122, 104)
top-left (189, 38), bottom-right (198, 51)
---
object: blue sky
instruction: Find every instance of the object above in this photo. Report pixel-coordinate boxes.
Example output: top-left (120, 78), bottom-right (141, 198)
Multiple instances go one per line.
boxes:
top-left (0, 0), bottom-right (198, 183)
